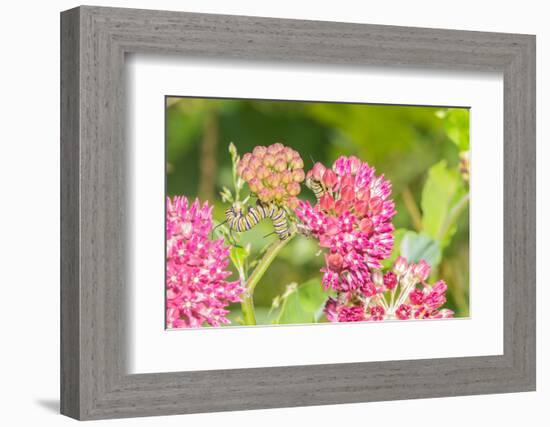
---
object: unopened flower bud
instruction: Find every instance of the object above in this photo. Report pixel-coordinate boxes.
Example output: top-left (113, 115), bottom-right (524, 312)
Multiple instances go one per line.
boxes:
top-left (326, 252), bottom-right (344, 271)
top-left (409, 288), bottom-right (425, 305)
top-left (241, 152), bottom-right (252, 163)
top-left (359, 217), bottom-right (373, 234)
top-left (274, 158), bottom-right (287, 172)
top-left (292, 169), bottom-right (305, 183)
top-left (256, 165), bottom-right (270, 179)
top-left (311, 162), bottom-right (326, 181)
top-left (252, 146), bottom-right (267, 157)
top-left (248, 155), bottom-right (262, 170)
top-left (263, 154), bottom-right (275, 167)
top-left (369, 197), bottom-right (383, 215)
top-left (354, 200), bottom-right (369, 217)
top-left (383, 271), bottom-right (398, 290)
top-left (248, 178), bottom-right (261, 193)
top-left (287, 182), bottom-right (301, 196)
top-left (340, 185), bottom-right (355, 202)
top-left (281, 170), bottom-right (293, 184)
top-left (334, 200), bottom-right (350, 216)
top-left (431, 280), bottom-right (447, 294)
top-left (356, 188), bottom-right (371, 203)
top-left (349, 156), bottom-right (361, 174)
top-left (242, 168), bottom-right (255, 181)
top-left (369, 305), bottom-right (385, 321)
top-left (258, 188), bottom-right (272, 202)
top-left (396, 304), bottom-right (412, 320)
top-left (273, 186), bottom-right (285, 201)
top-left (319, 194), bottom-right (335, 211)
top-left (371, 270), bottom-right (383, 287)
top-left (340, 174), bottom-right (355, 188)
top-left (287, 196), bottom-right (299, 209)
top-left (322, 169), bottom-right (338, 188)
top-left (282, 147), bottom-right (294, 162)
top-left (291, 158), bottom-right (304, 170)
top-left (393, 256), bottom-right (408, 276)
top-left (270, 173), bottom-right (282, 187)
top-left (412, 260), bottom-right (431, 282)
top-left (267, 142), bottom-right (284, 154)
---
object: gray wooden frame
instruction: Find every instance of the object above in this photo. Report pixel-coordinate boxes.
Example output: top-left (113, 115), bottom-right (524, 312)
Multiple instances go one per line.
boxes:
top-left (60, 5), bottom-right (536, 421)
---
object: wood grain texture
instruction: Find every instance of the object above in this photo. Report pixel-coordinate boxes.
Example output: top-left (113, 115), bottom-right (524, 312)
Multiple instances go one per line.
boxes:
top-left (60, 7), bottom-right (80, 419)
top-left (60, 5), bottom-right (536, 420)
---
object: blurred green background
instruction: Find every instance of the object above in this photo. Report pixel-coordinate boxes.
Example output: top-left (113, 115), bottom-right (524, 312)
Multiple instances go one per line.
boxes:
top-left (166, 97), bottom-right (470, 322)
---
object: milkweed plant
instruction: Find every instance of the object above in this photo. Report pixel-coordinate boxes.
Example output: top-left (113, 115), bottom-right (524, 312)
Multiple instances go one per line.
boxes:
top-left (167, 114), bottom-right (469, 328)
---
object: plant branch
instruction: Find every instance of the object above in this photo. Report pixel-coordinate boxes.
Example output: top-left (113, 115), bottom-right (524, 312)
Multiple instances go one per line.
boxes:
top-left (401, 186), bottom-right (423, 232)
top-left (438, 193), bottom-right (470, 242)
top-left (240, 232), bottom-right (296, 325)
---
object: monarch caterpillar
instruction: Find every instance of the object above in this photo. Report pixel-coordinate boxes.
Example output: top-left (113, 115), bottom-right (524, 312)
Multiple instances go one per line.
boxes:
top-left (225, 200), bottom-right (291, 240)
top-left (305, 175), bottom-right (325, 200)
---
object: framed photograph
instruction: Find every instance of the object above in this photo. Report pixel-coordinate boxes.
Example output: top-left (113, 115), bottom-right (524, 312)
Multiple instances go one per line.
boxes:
top-left (61, 6), bottom-right (536, 420)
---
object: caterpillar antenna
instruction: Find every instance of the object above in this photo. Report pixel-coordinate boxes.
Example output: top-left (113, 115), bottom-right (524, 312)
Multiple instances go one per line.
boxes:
top-left (213, 219), bottom-right (228, 230)
top-left (211, 219), bottom-right (228, 237)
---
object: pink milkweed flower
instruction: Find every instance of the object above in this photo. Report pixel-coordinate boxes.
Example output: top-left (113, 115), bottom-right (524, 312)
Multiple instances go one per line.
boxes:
top-left (368, 305), bottom-right (386, 321)
top-left (166, 196), bottom-right (244, 328)
top-left (383, 271), bottom-right (398, 290)
top-left (296, 156), bottom-right (396, 296)
top-left (393, 256), bottom-right (408, 276)
top-left (412, 259), bottom-right (431, 282)
top-left (387, 259), bottom-right (453, 320)
top-left (324, 297), bottom-right (366, 322)
top-left (322, 257), bottom-right (454, 323)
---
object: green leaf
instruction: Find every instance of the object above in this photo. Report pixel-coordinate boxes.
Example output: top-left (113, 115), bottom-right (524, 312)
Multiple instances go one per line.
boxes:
top-left (442, 108), bottom-right (470, 151)
top-left (421, 161), bottom-right (464, 248)
top-left (400, 231), bottom-right (441, 268)
top-left (229, 245), bottom-right (249, 273)
top-left (298, 278), bottom-right (328, 313)
top-left (277, 288), bottom-right (311, 324)
top-left (224, 306), bottom-right (278, 326)
top-left (274, 279), bottom-right (329, 325)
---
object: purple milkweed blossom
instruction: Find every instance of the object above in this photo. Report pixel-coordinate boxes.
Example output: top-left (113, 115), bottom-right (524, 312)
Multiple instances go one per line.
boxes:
top-left (295, 155), bottom-right (396, 295)
top-left (324, 257), bottom-right (454, 322)
top-left (166, 196), bottom-right (244, 328)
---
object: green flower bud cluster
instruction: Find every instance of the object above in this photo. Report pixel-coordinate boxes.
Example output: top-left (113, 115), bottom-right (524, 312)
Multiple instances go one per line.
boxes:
top-left (237, 143), bottom-right (305, 208)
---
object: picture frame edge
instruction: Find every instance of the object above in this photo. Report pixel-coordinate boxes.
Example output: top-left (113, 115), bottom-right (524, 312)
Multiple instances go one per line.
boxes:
top-left (60, 5), bottom-right (536, 420)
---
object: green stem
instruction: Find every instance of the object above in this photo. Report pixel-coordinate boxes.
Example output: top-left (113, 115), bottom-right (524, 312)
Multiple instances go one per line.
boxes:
top-left (437, 193), bottom-right (470, 242)
top-left (430, 193), bottom-right (470, 283)
top-left (401, 186), bottom-right (423, 232)
top-left (240, 291), bottom-right (256, 326)
top-left (240, 232), bottom-right (296, 325)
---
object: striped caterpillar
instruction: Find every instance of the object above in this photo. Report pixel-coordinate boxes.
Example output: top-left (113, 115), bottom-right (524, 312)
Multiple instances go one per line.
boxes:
top-left (305, 175), bottom-right (325, 201)
top-left (225, 200), bottom-right (291, 240)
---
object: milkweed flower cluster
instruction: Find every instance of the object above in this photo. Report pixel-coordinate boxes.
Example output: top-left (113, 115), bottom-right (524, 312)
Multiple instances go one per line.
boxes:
top-left (166, 196), bottom-right (244, 328)
top-left (295, 156), bottom-right (396, 294)
top-left (167, 145), bottom-right (456, 328)
top-left (237, 142), bottom-right (305, 208)
top-left (296, 155), bottom-right (453, 323)
top-left (324, 257), bottom-right (454, 322)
